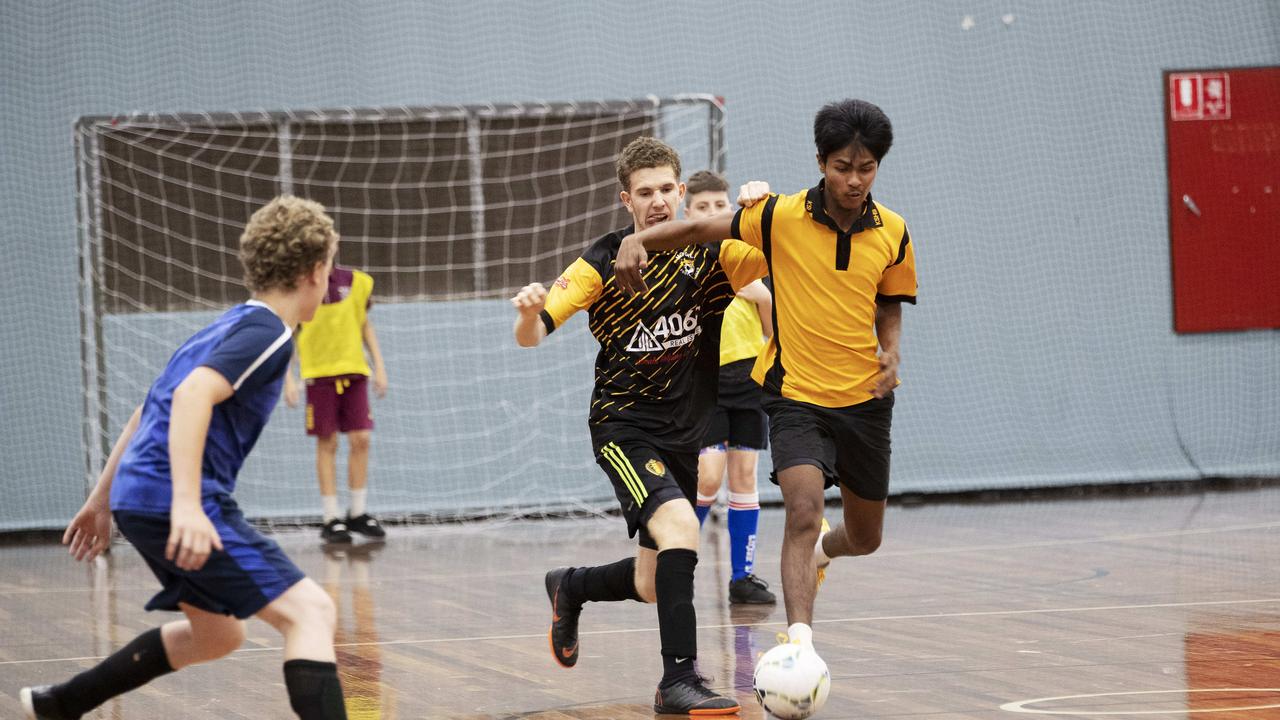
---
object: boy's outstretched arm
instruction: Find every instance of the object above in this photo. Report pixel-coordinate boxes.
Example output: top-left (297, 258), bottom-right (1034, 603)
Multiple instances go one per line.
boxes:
top-left (64, 404), bottom-right (142, 562)
top-left (167, 367), bottom-right (233, 571)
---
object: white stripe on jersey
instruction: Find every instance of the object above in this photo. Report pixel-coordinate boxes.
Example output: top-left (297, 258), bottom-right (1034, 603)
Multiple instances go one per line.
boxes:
top-left (232, 325), bottom-right (293, 391)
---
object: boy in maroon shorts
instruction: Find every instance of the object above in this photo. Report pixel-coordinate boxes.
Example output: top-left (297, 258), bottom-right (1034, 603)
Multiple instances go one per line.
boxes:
top-left (284, 266), bottom-right (388, 543)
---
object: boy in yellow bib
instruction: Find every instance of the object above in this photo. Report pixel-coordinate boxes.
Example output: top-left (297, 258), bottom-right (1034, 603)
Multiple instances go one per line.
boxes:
top-left (285, 266), bottom-right (388, 543)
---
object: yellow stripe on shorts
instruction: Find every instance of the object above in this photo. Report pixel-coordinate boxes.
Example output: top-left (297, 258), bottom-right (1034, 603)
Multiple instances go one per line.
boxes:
top-left (602, 442), bottom-right (647, 505)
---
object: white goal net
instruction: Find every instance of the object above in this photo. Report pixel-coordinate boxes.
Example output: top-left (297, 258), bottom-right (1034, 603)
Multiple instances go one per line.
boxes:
top-left (75, 96), bottom-right (726, 523)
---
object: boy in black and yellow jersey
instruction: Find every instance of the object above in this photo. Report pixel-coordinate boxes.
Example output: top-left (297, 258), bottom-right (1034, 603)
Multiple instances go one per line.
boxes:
top-left (511, 137), bottom-right (767, 715)
top-left (615, 100), bottom-right (917, 657)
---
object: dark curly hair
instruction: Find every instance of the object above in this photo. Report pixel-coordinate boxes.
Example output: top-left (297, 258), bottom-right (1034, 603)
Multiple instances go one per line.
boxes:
top-left (239, 196), bottom-right (337, 292)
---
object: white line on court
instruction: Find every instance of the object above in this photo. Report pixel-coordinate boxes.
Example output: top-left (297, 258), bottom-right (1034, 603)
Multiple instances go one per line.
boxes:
top-left (1000, 688), bottom-right (1280, 715)
top-left (2, 596), bottom-right (1278, 667)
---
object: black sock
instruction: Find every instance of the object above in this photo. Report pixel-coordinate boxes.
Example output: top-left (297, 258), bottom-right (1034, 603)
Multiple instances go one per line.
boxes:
top-left (565, 556), bottom-right (641, 605)
top-left (655, 548), bottom-right (699, 687)
top-left (283, 659), bottom-right (347, 720)
top-left (55, 626), bottom-right (174, 716)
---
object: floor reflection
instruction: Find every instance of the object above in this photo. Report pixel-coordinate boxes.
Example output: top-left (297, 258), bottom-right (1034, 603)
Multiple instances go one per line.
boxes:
top-left (324, 541), bottom-right (395, 719)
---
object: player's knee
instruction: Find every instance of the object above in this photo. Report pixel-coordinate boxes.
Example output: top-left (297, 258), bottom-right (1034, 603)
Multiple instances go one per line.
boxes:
top-left (316, 433), bottom-right (339, 452)
top-left (284, 584), bottom-right (338, 634)
top-left (696, 476), bottom-right (721, 497)
top-left (347, 431), bottom-right (371, 454)
top-left (846, 528), bottom-right (882, 556)
top-left (784, 499), bottom-right (825, 536)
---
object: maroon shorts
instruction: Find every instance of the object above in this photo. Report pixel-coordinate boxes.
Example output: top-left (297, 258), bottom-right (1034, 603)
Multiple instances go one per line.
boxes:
top-left (305, 374), bottom-right (374, 437)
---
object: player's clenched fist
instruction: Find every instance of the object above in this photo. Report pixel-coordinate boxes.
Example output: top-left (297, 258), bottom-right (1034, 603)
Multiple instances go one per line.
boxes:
top-left (511, 282), bottom-right (548, 317)
top-left (737, 180), bottom-right (771, 208)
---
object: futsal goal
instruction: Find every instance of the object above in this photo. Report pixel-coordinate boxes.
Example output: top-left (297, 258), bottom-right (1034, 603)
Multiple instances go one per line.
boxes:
top-left (74, 96), bottom-right (726, 522)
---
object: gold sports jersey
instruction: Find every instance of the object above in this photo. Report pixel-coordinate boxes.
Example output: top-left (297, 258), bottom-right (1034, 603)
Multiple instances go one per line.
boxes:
top-left (296, 266), bottom-right (374, 379)
top-left (540, 225), bottom-right (767, 451)
top-left (718, 295), bottom-right (766, 367)
top-left (731, 183), bottom-right (917, 408)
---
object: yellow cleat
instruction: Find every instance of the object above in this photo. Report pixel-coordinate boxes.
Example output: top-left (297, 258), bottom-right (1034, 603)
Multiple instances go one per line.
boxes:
top-left (815, 517), bottom-right (831, 590)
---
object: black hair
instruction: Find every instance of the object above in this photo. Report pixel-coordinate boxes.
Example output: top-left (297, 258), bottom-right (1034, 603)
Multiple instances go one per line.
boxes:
top-left (813, 99), bottom-right (893, 162)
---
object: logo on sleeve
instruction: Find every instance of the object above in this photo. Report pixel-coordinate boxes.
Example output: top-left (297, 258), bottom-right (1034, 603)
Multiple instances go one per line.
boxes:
top-left (554, 276), bottom-right (570, 290)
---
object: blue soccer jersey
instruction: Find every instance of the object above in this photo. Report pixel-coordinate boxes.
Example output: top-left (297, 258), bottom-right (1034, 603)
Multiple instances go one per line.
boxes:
top-left (110, 301), bottom-right (293, 514)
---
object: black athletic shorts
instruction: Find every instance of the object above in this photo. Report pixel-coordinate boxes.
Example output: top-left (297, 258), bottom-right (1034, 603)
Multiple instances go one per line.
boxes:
top-left (702, 358), bottom-right (768, 450)
top-left (762, 391), bottom-right (895, 501)
top-left (595, 440), bottom-right (698, 550)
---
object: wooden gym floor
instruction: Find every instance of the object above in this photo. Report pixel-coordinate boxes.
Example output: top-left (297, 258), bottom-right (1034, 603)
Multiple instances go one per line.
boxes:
top-left (2, 483), bottom-right (1278, 719)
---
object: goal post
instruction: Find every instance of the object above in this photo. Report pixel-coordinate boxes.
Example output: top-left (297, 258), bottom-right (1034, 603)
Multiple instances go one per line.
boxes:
top-left (73, 96), bottom-right (726, 525)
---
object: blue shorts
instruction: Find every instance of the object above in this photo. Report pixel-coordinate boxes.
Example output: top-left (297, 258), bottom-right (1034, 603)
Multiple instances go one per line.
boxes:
top-left (114, 496), bottom-right (306, 619)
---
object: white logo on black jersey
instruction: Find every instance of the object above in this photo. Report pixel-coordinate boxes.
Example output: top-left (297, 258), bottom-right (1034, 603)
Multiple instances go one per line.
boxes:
top-left (625, 310), bottom-right (702, 353)
top-left (626, 322), bottom-right (663, 352)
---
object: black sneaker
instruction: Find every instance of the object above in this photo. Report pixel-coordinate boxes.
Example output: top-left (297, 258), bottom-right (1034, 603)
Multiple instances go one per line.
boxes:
top-left (20, 685), bottom-right (75, 720)
top-left (653, 677), bottom-right (740, 715)
top-left (346, 513), bottom-right (386, 539)
top-left (544, 567), bottom-right (581, 668)
top-left (320, 518), bottom-right (352, 544)
top-left (728, 574), bottom-right (776, 605)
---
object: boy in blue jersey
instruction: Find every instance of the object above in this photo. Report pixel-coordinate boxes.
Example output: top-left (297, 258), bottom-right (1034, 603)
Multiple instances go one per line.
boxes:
top-left (21, 196), bottom-right (348, 720)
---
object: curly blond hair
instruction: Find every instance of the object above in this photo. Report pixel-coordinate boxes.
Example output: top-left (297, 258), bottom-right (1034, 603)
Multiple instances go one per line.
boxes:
top-left (239, 196), bottom-right (337, 292)
top-left (616, 136), bottom-right (681, 191)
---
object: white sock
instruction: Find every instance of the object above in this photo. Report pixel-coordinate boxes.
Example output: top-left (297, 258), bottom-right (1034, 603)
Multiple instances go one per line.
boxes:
top-left (814, 528), bottom-right (831, 566)
top-left (788, 622), bottom-right (813, 647)
top-left (349, 488), bottom-right (367, 517)
top-left (321, 495), bottom-right (340, 522)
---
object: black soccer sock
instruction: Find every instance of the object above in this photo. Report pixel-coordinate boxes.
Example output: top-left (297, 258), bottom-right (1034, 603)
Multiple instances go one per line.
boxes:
top-left (55, 626), bottom-right (174, 716)
top-left (283, 659), bottom-right (348, 720)
top-left (566, 556), bottom-right (642, 604)
top-left (655, 548), bottom-right (699, 687)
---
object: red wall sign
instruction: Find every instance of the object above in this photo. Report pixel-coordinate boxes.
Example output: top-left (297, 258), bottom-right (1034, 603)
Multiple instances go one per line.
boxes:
top-left (1165, 66), bottom-right (1280, 333)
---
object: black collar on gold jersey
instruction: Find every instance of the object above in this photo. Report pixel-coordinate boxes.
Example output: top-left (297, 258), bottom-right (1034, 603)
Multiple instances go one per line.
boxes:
top-left (804, 180), bottom-right (883, 271)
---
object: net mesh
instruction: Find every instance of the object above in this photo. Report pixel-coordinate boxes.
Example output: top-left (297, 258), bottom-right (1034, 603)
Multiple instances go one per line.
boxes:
top-left (76, 97), bottom-right (725, 522)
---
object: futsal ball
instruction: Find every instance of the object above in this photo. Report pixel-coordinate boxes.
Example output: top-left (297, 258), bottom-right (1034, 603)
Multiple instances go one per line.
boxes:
top-left (752, 642), bottom-right (831, 719)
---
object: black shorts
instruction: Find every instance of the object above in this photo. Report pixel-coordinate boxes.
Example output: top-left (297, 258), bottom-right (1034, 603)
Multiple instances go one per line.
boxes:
top-left (114, 496), bottom-right (306, 619)
top-left (703, 359), bottom-right (768, 450)
top-left (595, 440), bottom-right (697, 550)
top-left (762, 392), bottom-right (895, 501)
top-left (703, 406), bottom-right (769, 451)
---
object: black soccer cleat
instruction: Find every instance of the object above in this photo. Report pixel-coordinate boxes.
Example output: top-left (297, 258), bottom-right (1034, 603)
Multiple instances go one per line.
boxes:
top-left (20, 685), bottom-right (76, 720)
top-left (346, 513), bottom-right (386, 539)
top-left (544, 567), bottom-right (581, 668)
top-left (320, 518), bottom-right (352, 544)
top-left (653, 677), bottom-right (741, 715)
top-left (728, 574), bottom-right (777, 605)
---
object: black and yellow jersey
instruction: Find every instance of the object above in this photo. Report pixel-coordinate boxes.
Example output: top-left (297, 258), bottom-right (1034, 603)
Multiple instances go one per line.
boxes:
top-left (540, 225), bottom-right (767, 451)
top-left (732, 184), bottom-right (917, 408)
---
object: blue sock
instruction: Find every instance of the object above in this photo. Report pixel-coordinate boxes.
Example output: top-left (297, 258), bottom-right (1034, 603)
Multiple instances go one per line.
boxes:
top-left (694, 493), bottom-right (715, 526)
top-left (727, 492), bottom-right (759, 581)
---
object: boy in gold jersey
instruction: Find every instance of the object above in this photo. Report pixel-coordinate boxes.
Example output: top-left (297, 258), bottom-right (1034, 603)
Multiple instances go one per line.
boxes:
top-left (284, 266), bottom-right (389, 544)
top-left (685, 171), bottom-right (777, 606)
top-left (511, 137), bottom-right (767, 715)
top-left (615, 99), bottom-right (917, 656)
